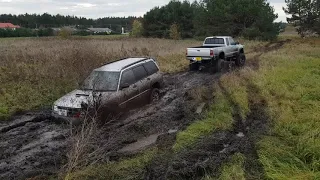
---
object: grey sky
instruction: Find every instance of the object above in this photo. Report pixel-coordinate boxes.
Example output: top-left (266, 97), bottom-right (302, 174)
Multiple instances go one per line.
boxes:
top-left (0, 0), bottom-right (287, 22)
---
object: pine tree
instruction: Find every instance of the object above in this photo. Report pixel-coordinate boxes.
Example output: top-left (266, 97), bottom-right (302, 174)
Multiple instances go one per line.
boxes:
top-left (284, 0), bottom-right (320, 37)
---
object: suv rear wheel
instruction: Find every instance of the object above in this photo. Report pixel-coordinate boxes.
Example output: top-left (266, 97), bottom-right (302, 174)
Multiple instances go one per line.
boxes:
top-left (150, 88), bottom-right (160, 103)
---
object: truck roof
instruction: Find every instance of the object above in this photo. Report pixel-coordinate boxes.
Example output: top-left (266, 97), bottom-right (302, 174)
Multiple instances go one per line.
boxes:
top-left (94, 57), bottom-right (149, 72)
top-left (205, 36), bottom-right (231, 39)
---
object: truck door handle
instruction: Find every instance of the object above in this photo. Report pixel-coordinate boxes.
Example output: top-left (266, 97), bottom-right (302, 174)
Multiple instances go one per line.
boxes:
top-left (147, 78), bottom-right (151, 80)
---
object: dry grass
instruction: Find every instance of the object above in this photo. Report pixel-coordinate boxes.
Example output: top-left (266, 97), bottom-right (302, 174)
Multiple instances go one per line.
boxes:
top-left (0, 37), bottom-right (201, 119)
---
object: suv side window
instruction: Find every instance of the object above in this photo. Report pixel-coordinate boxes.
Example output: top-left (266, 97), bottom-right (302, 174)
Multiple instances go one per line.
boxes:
top-left (229, 38), bottom-right (235, 45)
top-left (120, 69), bottom-right (136, 86)
top-left (226, 38), bottom-right (230, 46)
top-left (132, 65), bottom-right (148, 81)
top-left (143, 61), bottom-right (159, 75)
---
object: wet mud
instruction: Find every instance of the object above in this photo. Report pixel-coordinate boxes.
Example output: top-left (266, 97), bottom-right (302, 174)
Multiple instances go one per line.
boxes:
top-left (0, 40), bottom-right (288, 179)
top-left (0, 72), bottom-right (220, 180)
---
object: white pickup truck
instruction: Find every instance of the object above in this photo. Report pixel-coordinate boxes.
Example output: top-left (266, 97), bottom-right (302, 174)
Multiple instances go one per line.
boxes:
top-left (186, 36), bottom-right (246, 72)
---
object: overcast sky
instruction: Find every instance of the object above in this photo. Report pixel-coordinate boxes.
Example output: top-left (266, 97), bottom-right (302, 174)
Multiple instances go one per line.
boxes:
top-left (0, 0), bottom-right (287, 22)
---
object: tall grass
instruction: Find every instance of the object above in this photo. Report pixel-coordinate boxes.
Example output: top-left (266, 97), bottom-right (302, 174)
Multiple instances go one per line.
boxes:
top-left (203, 38), bottom-right (320, 179)
top-left (0, 37), bottom-right (201, 119)
top-left (254, 38), bottom-right (320, 179)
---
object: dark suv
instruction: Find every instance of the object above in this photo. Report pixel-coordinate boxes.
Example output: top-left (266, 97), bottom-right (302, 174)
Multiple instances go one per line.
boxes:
top-left (52, 57), bottom-right (163, 121)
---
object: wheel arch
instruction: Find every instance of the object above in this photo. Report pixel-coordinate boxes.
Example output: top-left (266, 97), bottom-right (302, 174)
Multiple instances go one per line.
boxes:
top-left (152, 82), bottom-right (161, 89)
top-left (219, 52), bottom-right (225, 59)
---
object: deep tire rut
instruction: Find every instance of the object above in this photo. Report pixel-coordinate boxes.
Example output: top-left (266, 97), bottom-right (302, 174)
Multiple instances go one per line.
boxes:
top-left (144, 40), bottom-right (287, 180)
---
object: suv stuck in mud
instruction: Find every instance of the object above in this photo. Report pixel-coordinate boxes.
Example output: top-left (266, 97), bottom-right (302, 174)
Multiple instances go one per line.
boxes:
top-left (52, 57), bottom-right (163, 122)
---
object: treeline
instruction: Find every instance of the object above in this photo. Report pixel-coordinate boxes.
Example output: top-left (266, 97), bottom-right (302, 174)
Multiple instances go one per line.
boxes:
top-left (0, 28), bottom-right (54, 37)
top-left (143, 0), bottom-right (280, 40)
top-left (0, 13), bottom-right (138, 32)
top-left (284, 0), bottom-right (320, 37)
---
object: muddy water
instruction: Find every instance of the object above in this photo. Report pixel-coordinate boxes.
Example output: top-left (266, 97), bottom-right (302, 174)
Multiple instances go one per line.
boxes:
top-left (0, 71), bottom-right (220, 180)
top-left (0, 115), bottom-right (70, 179)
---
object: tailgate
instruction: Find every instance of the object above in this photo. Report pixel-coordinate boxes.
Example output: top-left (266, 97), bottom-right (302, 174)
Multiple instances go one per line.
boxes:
top-left (187, 48), bottom-right (212, 57)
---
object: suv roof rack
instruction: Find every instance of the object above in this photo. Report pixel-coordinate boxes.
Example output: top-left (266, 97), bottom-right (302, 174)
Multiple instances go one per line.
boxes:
top-left (100, 56), bottom-right (155, 71)
top-left (102, 56), bottom-right (151, 66)
top-left (121, 57), bottom-right (150, 70)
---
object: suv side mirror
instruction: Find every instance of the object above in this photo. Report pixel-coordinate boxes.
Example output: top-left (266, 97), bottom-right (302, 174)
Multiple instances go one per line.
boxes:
top-left (120, 83), bottom-right (130, 90)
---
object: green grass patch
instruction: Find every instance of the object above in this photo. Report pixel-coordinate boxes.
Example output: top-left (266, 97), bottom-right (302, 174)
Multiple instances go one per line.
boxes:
top-left (203, 153), bottom-right (246, 180)
top-left (249, 38), bottom-right (320, 179)
top-left (218, 153), bottom-right (246, 180)
top-left (173, 85), bottom-right (234, 151)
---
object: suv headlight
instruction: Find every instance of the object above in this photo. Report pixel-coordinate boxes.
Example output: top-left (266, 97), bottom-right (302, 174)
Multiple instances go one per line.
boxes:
top-left (53, 105), bottom-right (58, 112)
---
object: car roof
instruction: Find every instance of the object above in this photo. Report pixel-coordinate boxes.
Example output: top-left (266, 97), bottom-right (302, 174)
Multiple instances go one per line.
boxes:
top-left (94, 57), bottom-right (150, 72)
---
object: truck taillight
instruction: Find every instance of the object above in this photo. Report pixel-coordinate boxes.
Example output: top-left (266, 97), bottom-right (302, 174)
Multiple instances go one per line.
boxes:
top-left (210, 50), bottom-right (214, 56)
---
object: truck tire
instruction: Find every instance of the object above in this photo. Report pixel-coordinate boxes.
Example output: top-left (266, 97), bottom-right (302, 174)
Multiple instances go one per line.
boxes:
top-left (235, 53), bottom-right (246, 67)
top-left (189, 63), bottom-right (199, 71)
top-left (212, 58), bottom-right (222, 73)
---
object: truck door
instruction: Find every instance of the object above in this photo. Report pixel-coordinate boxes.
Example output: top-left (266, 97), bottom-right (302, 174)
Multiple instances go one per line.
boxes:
top-left (229, 38), bottom-right (238, 56)
top-left (225, 38), bottom-right (233, 57)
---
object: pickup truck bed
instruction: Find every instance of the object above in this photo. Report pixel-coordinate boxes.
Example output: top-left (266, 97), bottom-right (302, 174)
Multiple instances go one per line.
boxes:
top-left (188, 46), bottom-right (221, 48)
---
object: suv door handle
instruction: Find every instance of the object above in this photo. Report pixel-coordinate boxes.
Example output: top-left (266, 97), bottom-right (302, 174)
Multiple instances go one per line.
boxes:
top-left (147, 78), bottom-right (151, 80)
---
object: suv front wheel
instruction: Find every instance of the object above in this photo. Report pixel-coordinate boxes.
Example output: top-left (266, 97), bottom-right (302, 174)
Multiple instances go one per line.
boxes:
top-left (150, 88), bottom-right (160, 103)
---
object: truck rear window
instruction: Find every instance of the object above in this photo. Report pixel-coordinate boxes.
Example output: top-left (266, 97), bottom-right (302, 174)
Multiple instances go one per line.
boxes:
top-left (204, 38), bottom-right (224, 44)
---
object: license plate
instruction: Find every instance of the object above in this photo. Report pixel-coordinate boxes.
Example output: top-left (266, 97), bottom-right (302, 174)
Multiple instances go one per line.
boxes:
top-left (193, 57), bottom-right (202, 61)
top-left (58, 109), bottom-right (68, 116)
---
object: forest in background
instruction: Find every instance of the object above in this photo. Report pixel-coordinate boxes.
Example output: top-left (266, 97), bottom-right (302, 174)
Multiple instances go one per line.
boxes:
top-left (0, 0), bottom-right (319, 39)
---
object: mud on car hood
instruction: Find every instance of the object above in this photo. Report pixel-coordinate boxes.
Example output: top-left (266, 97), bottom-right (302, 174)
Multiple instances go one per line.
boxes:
top-left (53, 89), bottom-right (109, 109)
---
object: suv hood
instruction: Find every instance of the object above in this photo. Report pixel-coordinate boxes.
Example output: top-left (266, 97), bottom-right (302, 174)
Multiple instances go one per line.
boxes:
top-left (53, 89), bottom-right (111, 109)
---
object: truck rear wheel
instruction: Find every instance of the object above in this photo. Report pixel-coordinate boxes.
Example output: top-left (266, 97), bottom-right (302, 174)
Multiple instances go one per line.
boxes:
top-left (212, 58), bottom-right (222, 73)
top-left (235, 53), bottom-right (246, 67)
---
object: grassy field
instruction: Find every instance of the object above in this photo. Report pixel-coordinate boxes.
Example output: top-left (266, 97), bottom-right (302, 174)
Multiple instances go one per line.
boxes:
top-left (1, 34), bottom-right (320, 179)
top-left (67, 37), bottom-right (320, 179)
top-left (0, 37), bottom-right (200, 120)
top-left (200, 37), bottom-right (320, 179)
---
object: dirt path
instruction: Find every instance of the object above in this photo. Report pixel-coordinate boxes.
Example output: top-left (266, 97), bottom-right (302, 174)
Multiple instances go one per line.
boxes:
top-left (0, 40), bottom-right (290, 179)
top-left (144, 40), bottom-right (289, 180)
top-left (0, 72), bottom-right (220, 180)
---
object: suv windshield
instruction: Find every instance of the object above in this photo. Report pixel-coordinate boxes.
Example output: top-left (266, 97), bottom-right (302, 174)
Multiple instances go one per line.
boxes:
top-left (81, 71), bottom-right (120, 91)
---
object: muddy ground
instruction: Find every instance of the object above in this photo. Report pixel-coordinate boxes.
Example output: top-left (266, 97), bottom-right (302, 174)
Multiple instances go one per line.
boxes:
top-left (0, 71), bottom-right (220, 180)
top-left (0, 40), bottom-right (287, 180)
top-left (144, 40), bottom-right (288, 180)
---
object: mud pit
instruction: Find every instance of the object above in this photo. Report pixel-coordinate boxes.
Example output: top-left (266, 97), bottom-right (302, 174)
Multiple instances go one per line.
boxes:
top-left (0, 41), bottom-right (287, 180)
top-left (0, 115), bottom-right (70, 179)
top-left (0, 71), bottom-right (220, 180)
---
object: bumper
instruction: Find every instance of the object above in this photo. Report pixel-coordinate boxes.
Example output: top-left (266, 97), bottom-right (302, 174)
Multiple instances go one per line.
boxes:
top-left (186, 56), bottom-right (217, 62)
